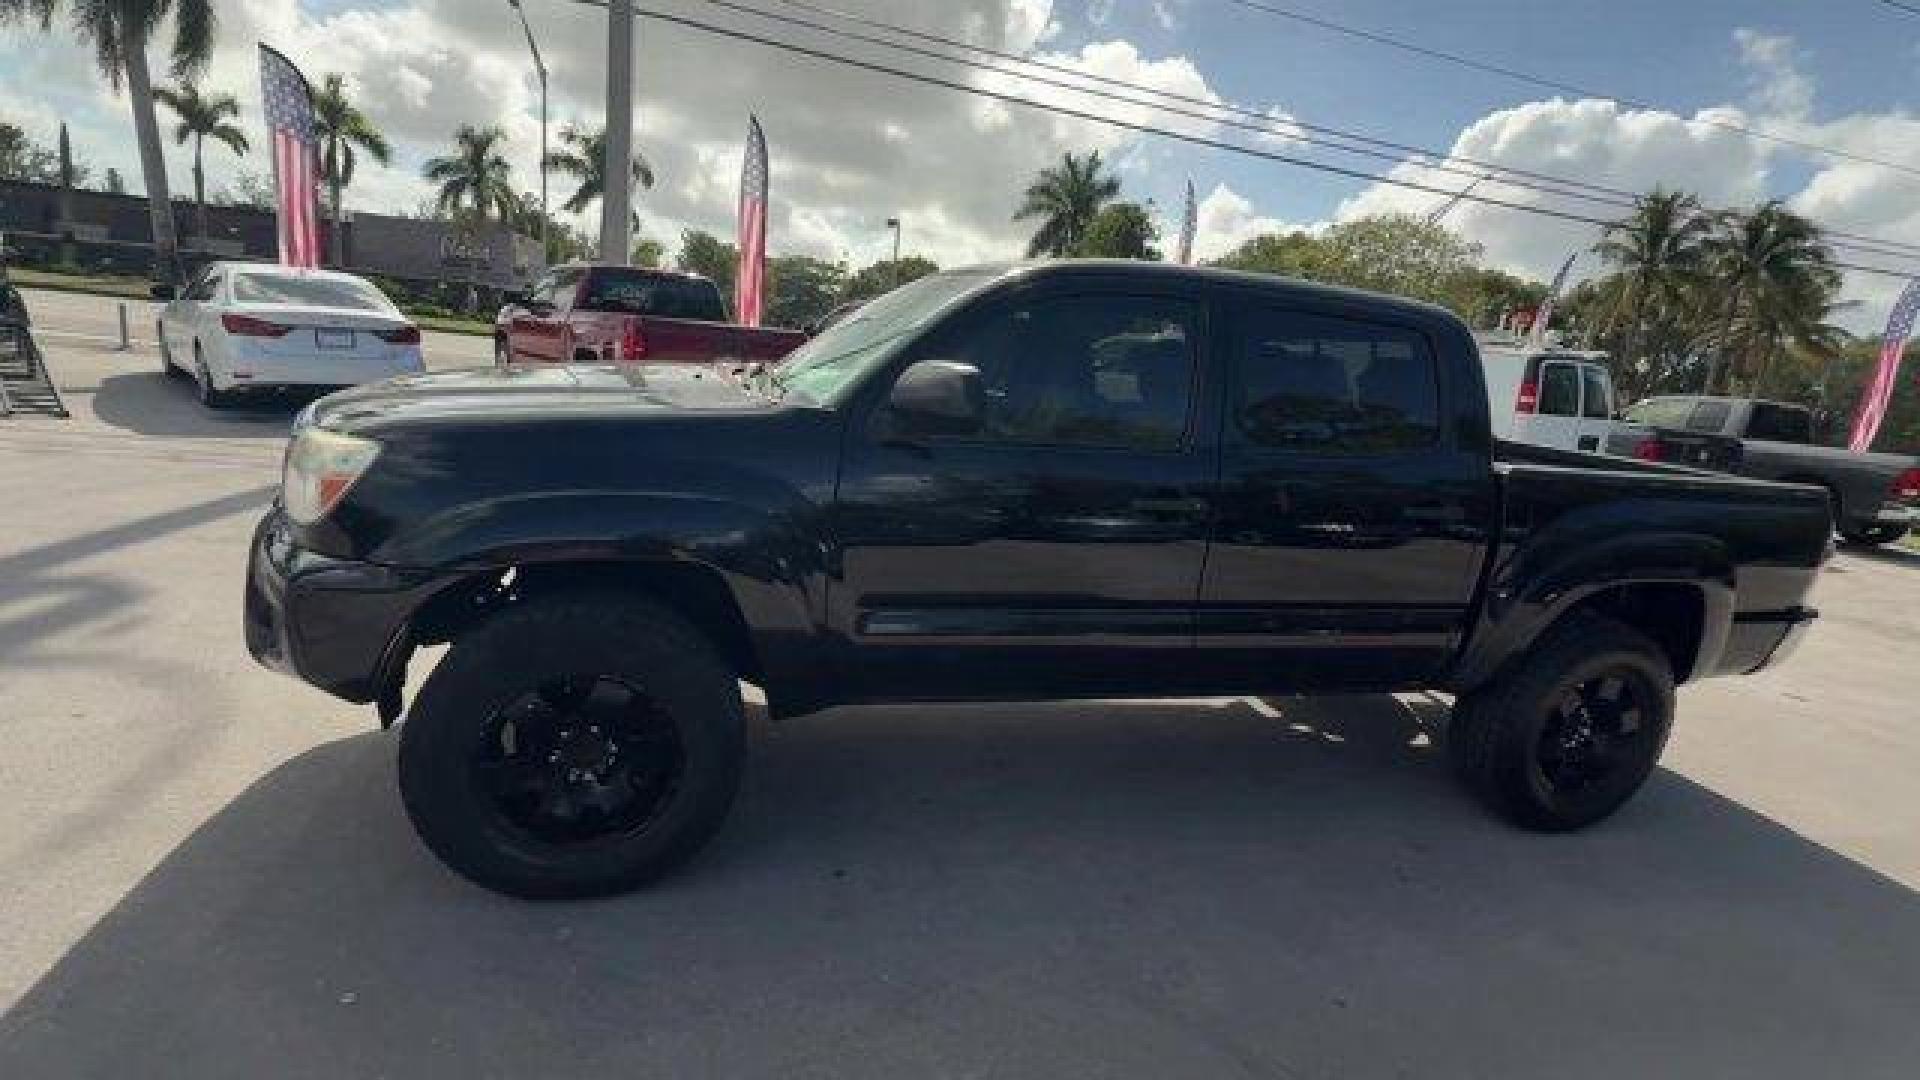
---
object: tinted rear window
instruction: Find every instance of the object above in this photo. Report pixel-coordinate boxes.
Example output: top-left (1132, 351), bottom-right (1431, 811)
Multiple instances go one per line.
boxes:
top-left (232, 274), bottom-right (388, 311)
top-left (1229, 308), bottom-right (1440, 454)
top-left (1624, 398), bottom-right (1693, 427)
top-left (1538, 364), bottom-right (1579, 417)
top-left (1580, 366), bottom-right (1612, 418)
top-left (581, 270), bottom-right (727, 321)
top-left (1747, 401), bottom-right (1813, 443)
top-left (1685, 400), bottom-right (1732, 433)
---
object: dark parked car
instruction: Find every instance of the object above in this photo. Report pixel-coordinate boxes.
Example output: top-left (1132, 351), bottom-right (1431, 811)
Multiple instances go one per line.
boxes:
top-left (495, 263), bottom-right (807, 367)
top-left (248, 262), bottom-right (1830, 898)
top-left (1607, 394), bottom-right (1920, 545)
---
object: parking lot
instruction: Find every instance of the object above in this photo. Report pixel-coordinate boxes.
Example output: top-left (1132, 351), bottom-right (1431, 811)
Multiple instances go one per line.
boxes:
top-left (3, 288), bottom-right (1919, 1077)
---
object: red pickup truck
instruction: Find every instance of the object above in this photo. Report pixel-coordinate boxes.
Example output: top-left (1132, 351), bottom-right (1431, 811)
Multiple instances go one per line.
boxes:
top-left (494, 264), bottom-right (807, 367)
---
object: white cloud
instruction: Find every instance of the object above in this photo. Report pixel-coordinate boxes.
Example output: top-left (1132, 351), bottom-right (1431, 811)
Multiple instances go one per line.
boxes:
top-left (1734, 27), bottom-right (1813, 120)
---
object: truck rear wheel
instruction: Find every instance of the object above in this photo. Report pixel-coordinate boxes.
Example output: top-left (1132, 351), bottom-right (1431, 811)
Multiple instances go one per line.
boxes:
top-left (1448, 612), bottom-right (1674, 832)
top-left (398, 592), bottom-right (745, 899)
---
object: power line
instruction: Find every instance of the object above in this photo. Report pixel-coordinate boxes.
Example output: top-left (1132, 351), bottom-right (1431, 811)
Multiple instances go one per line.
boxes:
top-left (1218, 0), bottom-right (1920, 181)
top-left (561, 0), bottom-right (1917, 279)
top-left (756, 0), bottom-right (1920, 261)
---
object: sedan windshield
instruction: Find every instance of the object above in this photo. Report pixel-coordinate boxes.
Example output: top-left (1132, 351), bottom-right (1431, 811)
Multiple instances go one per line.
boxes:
top-left (233, 273), bottom-right (391, 312)
top-left (771, 269), bottom-right (998, 405)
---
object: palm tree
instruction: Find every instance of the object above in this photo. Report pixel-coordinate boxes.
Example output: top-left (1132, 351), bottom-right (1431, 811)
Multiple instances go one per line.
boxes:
top-left (423, 124), bottom-right (517, 223)
top-left (543, 122), bottom-right (654, 218)
top-left (312, 73), bottom-right (391, 266)
top-left (1593, 188), bottom-right (1710, 388)
top-left (0, 0), bottom-right (215, 285)
top-left (1014, 150), bottom-right (1121, 257)
top-left (153, 81), bottom-right (247, 245)
top-left (1701, 201), bottom-right (1838, 393)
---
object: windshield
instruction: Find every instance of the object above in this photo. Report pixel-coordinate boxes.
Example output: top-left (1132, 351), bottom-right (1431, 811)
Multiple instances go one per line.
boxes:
top-left (232, 273), bottom-right (391, 311)
top-left (581, 269), bottom-right (728, 321)
top-left (771, 269), bottom-right (999, 405)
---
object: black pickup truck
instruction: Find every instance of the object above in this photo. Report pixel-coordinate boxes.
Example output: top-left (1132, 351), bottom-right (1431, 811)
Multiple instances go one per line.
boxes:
top-left (246, 262), bottom-right (1829, 898)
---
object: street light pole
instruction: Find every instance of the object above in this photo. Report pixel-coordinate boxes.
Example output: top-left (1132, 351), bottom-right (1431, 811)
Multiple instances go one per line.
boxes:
top-left (508, 0), bottom-right (549, 263)
top-left (601, 0), bottom-right (636, 263)
top-left (885, 216), bottom-right (901, 286)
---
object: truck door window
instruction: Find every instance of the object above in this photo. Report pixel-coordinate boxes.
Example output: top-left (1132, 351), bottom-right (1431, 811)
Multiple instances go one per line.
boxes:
top-left (1538, 363), bottom-right (1579, 416)
top-left (1580, 366), bottom-right (1612, 418)
top-left (1746, 401), bottom-right (1813, 443)
top-left (1230, 309), bottom-right (1439, 453)
top-left (904, 295), bottom-right (1198, 451)
top-left (1685, 400), bottom-right (1731, 433)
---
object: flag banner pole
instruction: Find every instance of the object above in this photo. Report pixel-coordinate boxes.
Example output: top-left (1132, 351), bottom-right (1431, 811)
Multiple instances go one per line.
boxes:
top-left (1529, 251), bottom-right (1579, 348)
top-left (735, 116), bottom-right (769, 327)
top-left (1850, 278), bottom-right (1920, 453)
top-left (1175, 177), bottom-right (1197, 265)
top-left (258, 43), bottom-right (323, 269)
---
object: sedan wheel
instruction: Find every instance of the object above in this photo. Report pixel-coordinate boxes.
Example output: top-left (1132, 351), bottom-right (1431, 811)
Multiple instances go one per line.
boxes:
top-left (194, 348), bottom-right (230, 410)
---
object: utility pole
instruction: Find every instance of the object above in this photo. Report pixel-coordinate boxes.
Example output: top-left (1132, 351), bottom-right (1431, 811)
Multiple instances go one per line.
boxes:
top-left (601, 0), bottom-right (636, 263)
top-left (507, 0), bottom-right (549, 263)
top-left (886, 216), bottom-right (901, 286)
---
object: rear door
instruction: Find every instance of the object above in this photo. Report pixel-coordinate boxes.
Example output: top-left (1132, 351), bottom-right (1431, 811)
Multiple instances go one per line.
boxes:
top-left (1575, 363), bottom-right (1614, 452)
top-left (1519, 359), bottom-right (1582, 450)
top-left (505, 270), bottom-right (558, 362)
top-left (1194, 298), bottom-right (1495, 691)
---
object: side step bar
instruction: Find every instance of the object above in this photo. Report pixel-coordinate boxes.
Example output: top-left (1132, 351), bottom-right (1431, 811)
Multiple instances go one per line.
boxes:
top-left (0, 323), bottom-right (70, 419)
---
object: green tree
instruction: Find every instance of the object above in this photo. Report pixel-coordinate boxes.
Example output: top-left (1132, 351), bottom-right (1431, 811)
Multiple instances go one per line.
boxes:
top-left (1593, 188), bottom-right (1710, 392)
top-left (631, 236), bottom-right (665, 268)
top-left (1701, 200), bottom-right (1838, 393)
top-left (765, 255), bottom-right (847, 329)
top-left (1210, 231), bottom-right (1325, 278)
top-left (153, 81), bottom-right (247, 244)
top-left (1, 0), bottom-right (215, 284)
top-left (1313, 214), bottom-right (1483, 305)
top-left (312, 73), bottom-right (391, 265)
top-left (842, 256), bottom-right (939, 304)
top-left (1014, 150), bottom-right (1121, 257)
top-left (1073, 201), bottom-right (1161, 259)
top-left (424, 124), bottom-right (517, 223)
top-left (0, 122), bottom-right (61, 183)
top-left (544, 122), bottom-right (654, 218)
top-left (677, 228), bottom-right (738, 305)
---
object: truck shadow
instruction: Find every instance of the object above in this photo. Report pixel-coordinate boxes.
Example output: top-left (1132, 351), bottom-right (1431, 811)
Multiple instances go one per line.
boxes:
top-left (4, 695), bottom-right (1917, 1078)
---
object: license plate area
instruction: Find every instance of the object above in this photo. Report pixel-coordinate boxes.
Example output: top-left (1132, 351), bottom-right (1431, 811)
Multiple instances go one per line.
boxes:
top-left (315, 328), bottom-right (355, 350)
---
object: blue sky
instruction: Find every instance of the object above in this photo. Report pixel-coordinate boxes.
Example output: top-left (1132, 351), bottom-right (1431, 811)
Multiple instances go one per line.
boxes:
top-left (3, 1), bottom-right (1919, 322)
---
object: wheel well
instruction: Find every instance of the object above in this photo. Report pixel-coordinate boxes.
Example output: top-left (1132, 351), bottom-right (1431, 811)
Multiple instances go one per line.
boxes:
top-left (1570, 582), bottom-right (1704, 681)
top-left (409, 560), bottom-right (760, 680)
top-left (574, 346), bottom-right (606, 364)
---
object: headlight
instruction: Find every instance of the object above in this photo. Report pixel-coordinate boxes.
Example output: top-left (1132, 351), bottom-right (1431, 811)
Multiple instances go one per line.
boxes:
top-left (282, 428), bottom-right (381, 524)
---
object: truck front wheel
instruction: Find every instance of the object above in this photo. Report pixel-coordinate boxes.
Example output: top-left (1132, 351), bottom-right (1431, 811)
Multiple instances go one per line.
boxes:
top-left (398, 593), bottom-right (746, 899)
top-left (1838, 522), bottom-right (1907, 546)
top-left (1448, 612), bottom-right (1674, 832)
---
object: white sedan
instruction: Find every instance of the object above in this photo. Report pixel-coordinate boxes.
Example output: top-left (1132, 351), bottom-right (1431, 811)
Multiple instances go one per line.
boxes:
top-left (157, 263), bottom-right (425, 408)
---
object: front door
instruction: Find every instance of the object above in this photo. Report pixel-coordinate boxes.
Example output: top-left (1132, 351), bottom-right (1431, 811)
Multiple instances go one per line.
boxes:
top-left (831, 288), bottom-right (1214, 700)
top-left (1194, 301), bottom-right (1494, 691)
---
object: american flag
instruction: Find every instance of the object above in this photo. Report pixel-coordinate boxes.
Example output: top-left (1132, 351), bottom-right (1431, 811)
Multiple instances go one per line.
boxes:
top-left (1849, 277), bottom-right (1920, 452)
top-left (259, 44), bottom-right (322, 269)
top-left (735, 116), bottom-right (769, 327)
top-left (1529, 251), bottom-right (1578, 347)
top-left (1175, 177), bottom-right (1197, 265)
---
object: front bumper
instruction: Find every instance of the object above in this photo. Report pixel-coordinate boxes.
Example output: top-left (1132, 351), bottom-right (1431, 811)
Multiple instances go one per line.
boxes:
top-left (245, 510), bottom-right (437, 703)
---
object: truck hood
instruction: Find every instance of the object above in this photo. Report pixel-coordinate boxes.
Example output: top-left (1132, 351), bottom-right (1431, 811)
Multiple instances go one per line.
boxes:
top-left (309, 363), bottom-right (770, 433)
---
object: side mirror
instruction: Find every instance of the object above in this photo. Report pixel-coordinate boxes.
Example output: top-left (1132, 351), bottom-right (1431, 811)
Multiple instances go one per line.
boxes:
top-left (149, 282), bottom-right (176, 301)
top-left (887, 360), bottom-right (982, 434)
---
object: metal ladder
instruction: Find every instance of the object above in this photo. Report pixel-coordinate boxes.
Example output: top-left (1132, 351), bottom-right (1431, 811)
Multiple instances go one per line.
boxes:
top-left (0, 322), bottom-right (69, 418)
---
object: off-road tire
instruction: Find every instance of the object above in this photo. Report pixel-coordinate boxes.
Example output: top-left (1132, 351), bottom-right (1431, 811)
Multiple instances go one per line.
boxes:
top-left (398, 593), bottom-right (745, 899)
top-left (1448, 612), bottom-right (1674, 832)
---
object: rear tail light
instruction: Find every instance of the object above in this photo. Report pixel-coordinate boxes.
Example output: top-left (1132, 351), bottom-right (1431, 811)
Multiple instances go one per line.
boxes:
top-left (375, 325), bottom-right (422, 344)
top-left (1631, 438), bottom-right (1665, 463)
top-left (282, 428), bottom-right (381, 524)
top-left (1515, 379), bottom-right (1539, 414)
top-left (222, 313), bottom-right (293, 337)
top-left (620, 320), bottom-right (648, 363)
top-left (1894, 467), bottom-right (1920, 501)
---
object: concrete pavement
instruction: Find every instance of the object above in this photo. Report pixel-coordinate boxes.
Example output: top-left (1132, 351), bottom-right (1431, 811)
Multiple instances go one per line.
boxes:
top-left (2, 291), bottom-right (1918, 1078)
